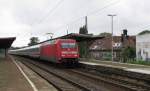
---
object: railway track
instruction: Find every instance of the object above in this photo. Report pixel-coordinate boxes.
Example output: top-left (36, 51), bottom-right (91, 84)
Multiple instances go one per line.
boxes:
top-left (69, 69), bottom-right (150, 91)
top-left (13, 56), bottom-right (150, 91)
top-left (16, 58), bottom-right (88, 91)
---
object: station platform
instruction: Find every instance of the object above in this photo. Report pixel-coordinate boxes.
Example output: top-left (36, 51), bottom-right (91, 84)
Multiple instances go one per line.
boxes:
top-left (79, 58), bottom-right (150, 74)
top-left (0, 56), bottom-right (57, 91)
top-left (79, 58), bottom-right (150, 82)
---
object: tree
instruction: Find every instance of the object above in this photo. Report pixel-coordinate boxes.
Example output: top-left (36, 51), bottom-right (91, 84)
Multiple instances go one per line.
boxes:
top-left (99, 32), bottom-right (111, 37)
top-left (79, 25), bottom-right (88, 34)
top-left (122, 46), bottom-right (136, 62)
top-left (138, 30), bottom-right (150, 35)
top-left (28, 37), bottom-right (39, 46)
top-left (78, 42), bottom-right (88, 58)
top-left (78, 25), bottom-right (88, 57)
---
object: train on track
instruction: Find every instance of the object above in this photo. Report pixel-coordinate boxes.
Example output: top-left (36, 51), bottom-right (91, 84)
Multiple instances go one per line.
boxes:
top-left (9, 39), bottom-right (79, 64)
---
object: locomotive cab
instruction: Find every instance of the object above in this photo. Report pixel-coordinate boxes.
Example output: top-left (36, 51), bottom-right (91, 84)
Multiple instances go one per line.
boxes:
top-left (57, 39), bottom-right (79, 64)
top-left (61, 43), bottom-right (78, 57)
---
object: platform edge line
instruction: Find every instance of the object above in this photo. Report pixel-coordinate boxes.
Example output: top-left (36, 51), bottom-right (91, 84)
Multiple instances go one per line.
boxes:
top-left (11, 56), bottom-right (38, 91)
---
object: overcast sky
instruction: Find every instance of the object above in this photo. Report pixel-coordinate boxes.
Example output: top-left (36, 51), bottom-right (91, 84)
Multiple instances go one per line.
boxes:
top-left (0, 0), bottom-right (150, 47)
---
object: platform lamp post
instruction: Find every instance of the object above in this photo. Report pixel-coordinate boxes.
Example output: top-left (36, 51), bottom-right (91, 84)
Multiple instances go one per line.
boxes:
top-left (108, 14), bottom-right (116, 61)
top-left (67, 25), bottom-right (69, 35)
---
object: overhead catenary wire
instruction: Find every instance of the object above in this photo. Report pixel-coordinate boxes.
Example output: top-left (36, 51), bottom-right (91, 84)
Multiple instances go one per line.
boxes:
top-left (64, 0), bottom-right (121, 27)
top-left (87, 0), bottom-right (120, 16)
top-left (137, 24), bottom-right (150, 31)
top-left (31, 0), bottom-right (65, 26)
top-left (29, 0), bottom-right (65, 39)
top-left (44, 0), bottom-right (121, 33)
top-left (30, 0), bottom-right (121, 38)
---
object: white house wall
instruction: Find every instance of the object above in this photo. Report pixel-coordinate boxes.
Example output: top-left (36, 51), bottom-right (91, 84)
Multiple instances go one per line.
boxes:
top-left (136, 34), bottom-right (150, 61)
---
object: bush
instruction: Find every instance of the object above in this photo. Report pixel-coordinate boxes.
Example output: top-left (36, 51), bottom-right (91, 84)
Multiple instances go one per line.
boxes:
top-left (121, 47), bottom-right (136, 62)
top-left (128, 60), bottom-right (150, 66)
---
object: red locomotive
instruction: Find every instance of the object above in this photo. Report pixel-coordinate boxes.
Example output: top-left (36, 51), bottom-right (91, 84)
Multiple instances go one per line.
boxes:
top-left (10, 39), bottom-right (79, 64)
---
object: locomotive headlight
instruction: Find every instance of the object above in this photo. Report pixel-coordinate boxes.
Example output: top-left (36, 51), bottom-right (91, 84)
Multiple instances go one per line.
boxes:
top-left (62, 54), bottom-right (65, 56)
top-left (74, 54), bottom-right (77, 56)
top-left (61, 51), bottom-right (67, 54)
top-left (71, 51), bottom-right (77, 54)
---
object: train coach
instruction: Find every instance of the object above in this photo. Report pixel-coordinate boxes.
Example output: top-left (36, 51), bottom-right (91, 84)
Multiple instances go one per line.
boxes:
top-left (10, 39), bottom-right (79, 64)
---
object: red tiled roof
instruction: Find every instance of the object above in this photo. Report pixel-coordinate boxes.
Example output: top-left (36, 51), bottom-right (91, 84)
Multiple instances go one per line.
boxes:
top-left (90, 36), bottom-right (135, 50)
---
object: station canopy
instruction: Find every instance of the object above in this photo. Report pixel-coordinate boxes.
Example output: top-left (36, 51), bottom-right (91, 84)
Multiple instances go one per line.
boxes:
top-left (31, 33), bottom-right (104, 45)
top-left (0, 37), bottom-right (16, 49)
top-left (57, 33), bottom-right (104, 42)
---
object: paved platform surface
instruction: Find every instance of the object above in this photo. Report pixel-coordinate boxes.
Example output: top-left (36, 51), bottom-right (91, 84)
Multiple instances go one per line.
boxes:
top-left (79, 58), bottom-right (150, 75)
top-left (0, 56), bottom-right (57, 91)
top-left (13, 56), bottom-right (57, 91)
top-left (0, 57), bottom-right (33, 91)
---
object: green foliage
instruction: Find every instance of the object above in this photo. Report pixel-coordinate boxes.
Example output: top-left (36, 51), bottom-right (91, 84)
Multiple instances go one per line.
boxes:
top-left (79, 25), bottom-right (88, 34)
top-left (122, 47), bottom-right (136, 59)
top-left (103, 57), bottom-right (112, 61)
top-left (138, 30), bottom-right (150, 35)
top-left (102, 52), bottom-right (112, 61)
top-left (28, 37), bottom-right (39, 46)
top-left (127, 60), bottom-right (150, 66)
top-left (99, 32), bottom-right (111, 37)
top-left (78, 42), bottom-right (88, 58)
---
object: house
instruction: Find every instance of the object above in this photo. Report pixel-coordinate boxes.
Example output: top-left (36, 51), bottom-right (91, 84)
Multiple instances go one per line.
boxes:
top-left (136, 33), bottom-right (150, 61)
top-left (89, 36), bottom-right (136, 61)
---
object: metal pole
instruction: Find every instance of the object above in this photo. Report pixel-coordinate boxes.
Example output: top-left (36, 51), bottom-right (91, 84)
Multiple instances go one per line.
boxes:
top-left (67, 29), bottom-right (68, 35)
top-left (67, 26), bottom-right (69, 35)
top-left (85, 16), bottom-right (88, 30)
top-left (111, 16), bottom-right (114, 62)
top-left (108, 14), bottom-right (116, 61)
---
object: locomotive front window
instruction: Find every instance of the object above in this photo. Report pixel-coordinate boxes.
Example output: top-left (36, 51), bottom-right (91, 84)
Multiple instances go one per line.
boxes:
top-left (61, 43), bottom-right (76, 48)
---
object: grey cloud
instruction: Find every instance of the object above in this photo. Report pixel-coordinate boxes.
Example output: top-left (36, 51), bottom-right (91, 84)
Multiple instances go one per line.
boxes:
top-left (1, 0), bottom-right (150, 47)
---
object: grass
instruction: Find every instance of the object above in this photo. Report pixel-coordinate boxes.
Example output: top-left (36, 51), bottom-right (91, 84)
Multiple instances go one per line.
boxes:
top-left (127, 59), bottom-right (150, 66)
top-left (81, 57), bottom-right (150, 66)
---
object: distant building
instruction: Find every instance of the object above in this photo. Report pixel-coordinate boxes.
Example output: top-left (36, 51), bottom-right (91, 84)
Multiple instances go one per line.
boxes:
top-left (136, 33), bottom-right (150, 61)
top-left (89, 36), bottom-right (136, 61)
